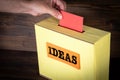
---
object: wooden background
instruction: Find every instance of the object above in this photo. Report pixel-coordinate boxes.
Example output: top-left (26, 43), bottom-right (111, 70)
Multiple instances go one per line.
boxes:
top-left (0, 0), bottom-right (120, 80)
top-left (0, 1), bottom-right (120, 57)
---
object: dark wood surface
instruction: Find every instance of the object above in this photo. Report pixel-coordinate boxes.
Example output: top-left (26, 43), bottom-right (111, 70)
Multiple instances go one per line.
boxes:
top-left (0, 49), bottom-right (43, 80)
top-left (0, 49), bottom-right (120, 80)
top-left (0, 13), bottom-right (50, 51)
top-left (0, 2), bottom-right (120, 58)
top-left (0, 1), bottom-right (120, 80)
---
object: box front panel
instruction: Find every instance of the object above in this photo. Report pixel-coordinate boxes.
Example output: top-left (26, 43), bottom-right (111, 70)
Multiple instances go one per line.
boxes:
top-left (35, 25), bottom-right (95, 80)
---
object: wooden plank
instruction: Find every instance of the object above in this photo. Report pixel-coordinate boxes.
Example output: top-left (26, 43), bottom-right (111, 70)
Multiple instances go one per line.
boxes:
top-left (0, 35), bottom-right (36, 51)
top-left (0, 49), bottom-right (42, 80)
top-left (0, 49), bottom-right (120, 80)
top-left (0, 3), bottom-right (120, 58)
top-left (0, 13), bottom-right (50, 51)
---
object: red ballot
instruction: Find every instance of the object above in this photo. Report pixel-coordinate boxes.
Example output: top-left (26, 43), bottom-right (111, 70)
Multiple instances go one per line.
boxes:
top-left (59, 11), bottom-right (83, 32)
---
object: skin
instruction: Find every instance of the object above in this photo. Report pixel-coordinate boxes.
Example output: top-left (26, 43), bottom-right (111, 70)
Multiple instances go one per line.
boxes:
top-left (0, 0), bottom-right (66, 19)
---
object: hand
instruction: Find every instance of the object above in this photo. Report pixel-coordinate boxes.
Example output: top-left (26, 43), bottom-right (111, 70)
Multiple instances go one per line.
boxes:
top-left (0, 0), bottom-right (66, 19)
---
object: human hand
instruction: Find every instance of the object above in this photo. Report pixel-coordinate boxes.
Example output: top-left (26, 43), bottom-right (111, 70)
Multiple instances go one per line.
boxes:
top-left (0, 0), bottom-right (66, 19)
top-left (22, 0), bottom-right (66, 19)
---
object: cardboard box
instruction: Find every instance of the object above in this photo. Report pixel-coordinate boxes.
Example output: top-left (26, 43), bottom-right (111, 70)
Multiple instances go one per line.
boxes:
top-left (35, 17), bottom-right (111, 80)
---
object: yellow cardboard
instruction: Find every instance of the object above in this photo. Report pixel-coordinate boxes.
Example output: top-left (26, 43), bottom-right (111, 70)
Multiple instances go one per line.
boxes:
top-left (35, 17), bottom-right (111, 80)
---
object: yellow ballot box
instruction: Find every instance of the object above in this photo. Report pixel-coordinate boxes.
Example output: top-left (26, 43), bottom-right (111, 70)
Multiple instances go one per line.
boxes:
top-left (35, 17), bottom-right (111, 80)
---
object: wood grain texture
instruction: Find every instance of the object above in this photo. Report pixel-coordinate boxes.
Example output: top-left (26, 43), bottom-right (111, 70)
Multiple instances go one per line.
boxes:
top-left (0, 13), bottom-right (50, 51)
top-left (0, 2), bottom-right (120, 58)
top-left (0, 1), bottom-right (120, 79)
top-left (0, 49), bottom-right (46, 80)
top-left (0, 49), bottom-right (119, 80)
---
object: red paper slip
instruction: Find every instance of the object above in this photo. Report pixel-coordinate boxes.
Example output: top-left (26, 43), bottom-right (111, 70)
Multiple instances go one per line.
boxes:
top-left (59, 11), bottom-right (83, 32)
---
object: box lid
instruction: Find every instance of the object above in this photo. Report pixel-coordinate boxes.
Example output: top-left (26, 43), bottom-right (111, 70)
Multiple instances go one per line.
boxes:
top-left (35, 17), bottom-right (110, 44)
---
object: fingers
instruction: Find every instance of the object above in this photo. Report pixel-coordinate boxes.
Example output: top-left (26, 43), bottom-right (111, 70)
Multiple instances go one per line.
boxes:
top-left (23, 0), bottom-right (66, 20)
top-left (48, 0), bottom-right (66, 19)
top-left (47, 7), bottom-right (62, 19)
top-left (58, 0), bottom-right (66, 10)
top-left (53, 0), bottom-right (66, 10)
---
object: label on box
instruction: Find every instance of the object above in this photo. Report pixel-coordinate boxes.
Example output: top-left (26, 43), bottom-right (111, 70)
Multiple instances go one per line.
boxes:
top-left (46, 42), bottom-right (80, 69)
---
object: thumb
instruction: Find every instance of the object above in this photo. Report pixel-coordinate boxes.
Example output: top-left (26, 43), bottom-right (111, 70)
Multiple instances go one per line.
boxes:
top-left (47, 8), bottom-right (62, 20)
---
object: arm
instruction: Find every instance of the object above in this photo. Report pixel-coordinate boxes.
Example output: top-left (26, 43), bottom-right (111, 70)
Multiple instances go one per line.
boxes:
top-left (0, 0), bottom-right (66, 19)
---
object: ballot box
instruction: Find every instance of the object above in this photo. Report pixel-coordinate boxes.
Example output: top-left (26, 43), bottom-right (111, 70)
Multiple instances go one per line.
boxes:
top-left (35, 17), bottom-right (111, 80)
